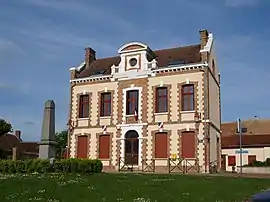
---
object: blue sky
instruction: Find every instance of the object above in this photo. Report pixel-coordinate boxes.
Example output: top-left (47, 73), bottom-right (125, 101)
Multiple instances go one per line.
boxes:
top-left (0, 0), bottom-right (270, 141)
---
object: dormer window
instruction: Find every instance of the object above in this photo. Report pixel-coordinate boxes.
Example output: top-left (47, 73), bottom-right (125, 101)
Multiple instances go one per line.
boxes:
top-left (129, 58), bottom-right (137, 67)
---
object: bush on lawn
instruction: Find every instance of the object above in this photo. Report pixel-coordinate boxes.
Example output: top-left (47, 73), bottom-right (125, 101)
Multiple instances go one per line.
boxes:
top-left (243, 158), bottom-right (270, 167)
top-left (0, 158), bottom-right (102, 174)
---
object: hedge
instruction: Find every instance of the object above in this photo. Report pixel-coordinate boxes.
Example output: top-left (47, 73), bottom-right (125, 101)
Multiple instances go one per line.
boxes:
top-left (0, 158), bottom-right (103, 174)
top-left (243, 158), bottom-right (270, 167)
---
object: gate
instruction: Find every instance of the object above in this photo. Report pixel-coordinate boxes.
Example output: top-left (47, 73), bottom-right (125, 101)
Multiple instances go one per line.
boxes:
top-left (168, 158), bottom-right (200, 173)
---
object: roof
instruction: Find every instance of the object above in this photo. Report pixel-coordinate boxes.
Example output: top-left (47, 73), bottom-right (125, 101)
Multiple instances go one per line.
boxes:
top-left (77, 44), bottom-right (201, 78)
top-left (221, 119), bottom-right (270, 136)
top-left (0, 134), bottom-right (39, 155)
top-left (20, 142), bottom-right (39, 155)
top-left (0, 133), bottom-right (21, 151)
top-left (222, 134), bottom-right (270, 149)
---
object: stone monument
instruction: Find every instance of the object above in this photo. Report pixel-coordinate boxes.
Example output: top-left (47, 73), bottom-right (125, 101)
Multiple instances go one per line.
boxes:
top-left (38, 100), bottom-right (57, 159)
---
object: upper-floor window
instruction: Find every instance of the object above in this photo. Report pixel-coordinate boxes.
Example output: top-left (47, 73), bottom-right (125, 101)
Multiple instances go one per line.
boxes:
top-left (212, 60), bottom-right (216, 76)
top-left (79, 95), bottom-right (89, 118)
top-left (181, 84), bottom-right (194, 111)
top-left (100, 92), bottom-right (111, 117)
top-left (156, 87), bottom-right (168, 113)
top-left (126, 90), bottom-right (139, 115)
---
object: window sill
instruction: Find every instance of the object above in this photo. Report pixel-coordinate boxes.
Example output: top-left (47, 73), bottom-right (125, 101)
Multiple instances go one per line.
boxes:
top-left (77, 118), bottom-right (89, 120)
top-left (153, 158), bottom-right (169, 160)
top-left (125, 114), bottom-right (136, 117)
top-left (154, 112), bottom-right (168, 116)
top-left (180, 110), bottom-right (196, 114)
top-left (100, 116), bottom-right (111, 119)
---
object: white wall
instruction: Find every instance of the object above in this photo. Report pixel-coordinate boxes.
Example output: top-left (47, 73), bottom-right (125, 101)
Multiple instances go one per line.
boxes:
top-left (222, 147), bottom-right (270, 172)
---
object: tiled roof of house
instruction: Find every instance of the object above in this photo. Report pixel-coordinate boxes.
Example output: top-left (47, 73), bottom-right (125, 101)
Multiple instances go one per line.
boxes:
top-left (20, 142), bottom-right (39, 154)
top-left (222, 134), bottom-right (270, 149)
top-left (0, 133), bottom-right (21, 151)
top-left (0, 134), bottom-right (39, 155)
top-left (77, 44), bottom-right (201, 78)
top-left (221, 119), bottom-right (270, 136)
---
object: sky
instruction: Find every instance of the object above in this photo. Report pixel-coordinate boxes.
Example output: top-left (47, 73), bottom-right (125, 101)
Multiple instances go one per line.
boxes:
top-left (0, 0), bottom-right (270, 141)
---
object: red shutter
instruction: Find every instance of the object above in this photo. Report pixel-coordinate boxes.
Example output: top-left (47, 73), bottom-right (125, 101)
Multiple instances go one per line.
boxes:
top-left (228, 156), bottom-right (236, 166)
top-left (248, 155), bottom-right (256, 164)
top-left (77, 136), bottom-right (88, 158)
top-left (155, 132), bottom-right (168, 158)
top-left (181, 131), bottom-right (196, 158)
top-left (99, 135), bottom-right (110, 159)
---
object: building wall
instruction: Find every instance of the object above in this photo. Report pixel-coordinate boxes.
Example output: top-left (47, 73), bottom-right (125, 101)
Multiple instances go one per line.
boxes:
top-left (222, 147), bottom-right (270, 172)
top-left (206, 44), bottom-right (221, 170)
top-left (69, 71), bottom-right (210, 172)
top-left (70, 122), bottom-right (207, 171)
top-left (68, 36), bottom-right (221, 173)
top-left (147, 71), bottom-right (204, 123)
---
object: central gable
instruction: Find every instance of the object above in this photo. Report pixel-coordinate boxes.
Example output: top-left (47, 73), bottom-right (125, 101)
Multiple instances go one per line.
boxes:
top-left (115, 42), bottom-right (153, 76)
top-left (118, 42), bottom-right (148, 54)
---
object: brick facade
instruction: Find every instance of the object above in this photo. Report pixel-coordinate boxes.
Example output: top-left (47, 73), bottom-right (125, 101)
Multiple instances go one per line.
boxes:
top-left (68, 31), bottom-right (221, 173)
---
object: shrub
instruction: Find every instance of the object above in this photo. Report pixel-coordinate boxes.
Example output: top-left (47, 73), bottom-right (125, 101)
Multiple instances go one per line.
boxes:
top-left (244, 159), bottom-right (270, 167)
top-left (0, 158), bottom-right (102, 174)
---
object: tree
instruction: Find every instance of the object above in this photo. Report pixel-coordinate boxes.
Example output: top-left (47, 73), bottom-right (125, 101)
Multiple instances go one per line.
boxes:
top-left (0, 118), bottom-right (13, 138)
top-left (55, 130), bottom-right (68, 159)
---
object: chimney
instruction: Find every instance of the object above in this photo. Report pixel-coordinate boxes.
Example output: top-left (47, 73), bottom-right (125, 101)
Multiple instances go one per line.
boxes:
top-left (85, 47), bottom-right (96, 67)
top-left (15, 130), bottom-right (21, 140)
top-left (199, 29), bottom-right (209, 49)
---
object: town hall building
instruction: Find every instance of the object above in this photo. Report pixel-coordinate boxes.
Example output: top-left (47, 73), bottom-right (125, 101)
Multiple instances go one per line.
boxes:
top-left (67, 29), bottom-right (221, 173)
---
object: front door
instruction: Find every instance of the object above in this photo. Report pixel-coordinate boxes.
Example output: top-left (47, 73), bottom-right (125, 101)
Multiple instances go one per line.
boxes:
top-left (221, 155), bottom-right (226, 171)
top-left (125, 130), bottom-right (139, 165)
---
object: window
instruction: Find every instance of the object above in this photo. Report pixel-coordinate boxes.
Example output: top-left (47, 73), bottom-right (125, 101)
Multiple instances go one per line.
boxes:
top-left (126, 90), bottom-right (139, 115)
top-left (181, 131), bottom-right (196, 158)
top-left (156, 87), bottom-right (168, 113)
top-left (155, 132), bottom-right (168, 158)
top-left (212, 60), bottom-right (216, 76)
top-left (181, 84), bottom-right (194, 111)
top-left (228, 156), bottom-right (236, 166)
top-left (100, 92), bottom-right (111, 117)
top-left (99, 135), bottom-right (110, 159)
top-left (248, 155), bottom-right (256, 164)
top-left (79, 95), bottom-right (89, 118)
top-left (235, 127), bottom-right (247, 133)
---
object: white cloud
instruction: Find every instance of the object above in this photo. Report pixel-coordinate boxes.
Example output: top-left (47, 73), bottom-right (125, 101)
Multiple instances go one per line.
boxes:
top-left (225, 0), bottom-right (260, 7)
top-left (19, 28), bottom-right (117, 57)
top-left (0, 83), bottom-right (12, 89)
top-left (0, 39), bottom-right (26, 58)
top-left (24, 0), bottom-right (134, 31)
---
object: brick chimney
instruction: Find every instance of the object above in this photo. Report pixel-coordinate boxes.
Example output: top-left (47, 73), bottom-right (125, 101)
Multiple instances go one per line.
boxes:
top-left (15, 130), bottom-right (21, 140)
top-left (199, 29), bottom-right (209, 49)
top-left (85, 47), bottom-right (96, 67)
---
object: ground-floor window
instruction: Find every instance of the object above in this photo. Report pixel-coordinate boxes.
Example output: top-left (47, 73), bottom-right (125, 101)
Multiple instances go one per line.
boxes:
top-left (248, 155), bottom-right (256, 164)
top-left (155, 132), bottom-right (168, 158)
top-left (99, 135), bottom-right (110, 159)
top-left (228, 155), bottom-right (236, 166)
top-left (77, 135), bottom-right (88, 158)
top-left (181, 131), bottom-right (196, 158)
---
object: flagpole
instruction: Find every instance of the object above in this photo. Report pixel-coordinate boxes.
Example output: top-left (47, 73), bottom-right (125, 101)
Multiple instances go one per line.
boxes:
top-left (237, 118), bottom-right (243, 177)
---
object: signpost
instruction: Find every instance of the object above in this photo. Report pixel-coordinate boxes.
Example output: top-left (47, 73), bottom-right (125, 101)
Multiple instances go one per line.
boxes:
top-left (237, 118), bottom-right (243, 176)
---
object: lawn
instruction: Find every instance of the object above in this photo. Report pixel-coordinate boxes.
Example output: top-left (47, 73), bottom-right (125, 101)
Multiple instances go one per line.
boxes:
top-left (0, 173), bottom-right (269, 202)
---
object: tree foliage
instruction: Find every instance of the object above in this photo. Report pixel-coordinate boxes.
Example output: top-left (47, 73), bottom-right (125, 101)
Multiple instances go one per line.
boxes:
top-left (0, 118), bottom-right (13, 137)
top-left (55, 130), bottom-right (68, 158)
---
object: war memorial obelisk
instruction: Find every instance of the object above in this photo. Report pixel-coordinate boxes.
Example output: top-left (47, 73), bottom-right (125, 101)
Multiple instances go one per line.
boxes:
top-left (38, 100), bottom-right (57, 159)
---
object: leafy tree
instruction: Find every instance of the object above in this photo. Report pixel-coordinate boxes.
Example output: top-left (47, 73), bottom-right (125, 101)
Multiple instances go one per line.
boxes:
top-left (55, 130), bottom-right (68, 158)
top-left (0, 118), bottom-right (13, 138)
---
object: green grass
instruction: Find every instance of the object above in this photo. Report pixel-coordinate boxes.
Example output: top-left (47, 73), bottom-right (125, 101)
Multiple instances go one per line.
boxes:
top-left (0, 173), bottom-right (269, 202)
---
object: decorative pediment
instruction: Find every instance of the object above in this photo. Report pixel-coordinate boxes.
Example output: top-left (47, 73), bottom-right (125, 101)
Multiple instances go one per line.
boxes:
top-left (118, 42), bottom-right (148, 54)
